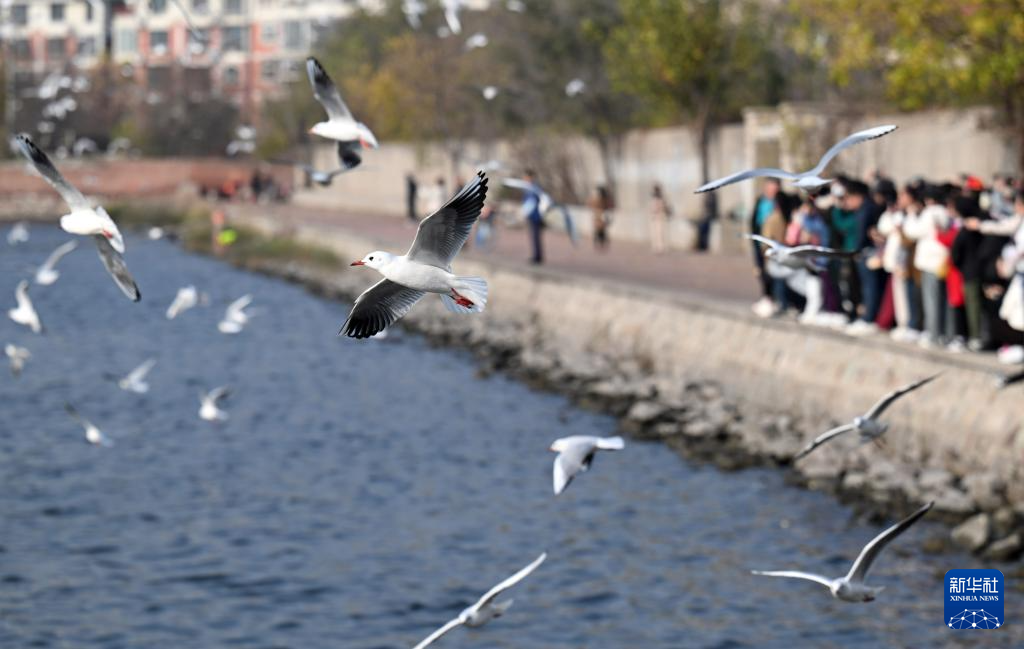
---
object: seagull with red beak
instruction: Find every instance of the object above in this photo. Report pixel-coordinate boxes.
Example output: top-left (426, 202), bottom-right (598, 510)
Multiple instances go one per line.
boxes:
top-left (341, 173), bottom-right (489, 339)
top-left (12, 134), bottom-right (140, 301)
top-left (306, 57), bottom-right (378, 173)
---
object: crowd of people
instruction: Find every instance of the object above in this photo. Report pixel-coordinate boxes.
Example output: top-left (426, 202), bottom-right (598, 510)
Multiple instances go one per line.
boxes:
top-left (747, 172), bottom-right (1024, 361)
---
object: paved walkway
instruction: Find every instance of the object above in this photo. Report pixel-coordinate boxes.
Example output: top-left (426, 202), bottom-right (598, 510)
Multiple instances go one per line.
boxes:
top-left (248, 201), bottom-right (762, 306)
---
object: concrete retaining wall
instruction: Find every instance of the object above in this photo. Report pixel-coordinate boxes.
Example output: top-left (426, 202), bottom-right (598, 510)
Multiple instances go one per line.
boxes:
top-left (229, 204), bottom-right (1024, 521)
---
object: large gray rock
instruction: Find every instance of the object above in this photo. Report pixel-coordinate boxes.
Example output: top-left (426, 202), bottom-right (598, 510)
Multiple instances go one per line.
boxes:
top-left (984, 533), bottom-right (1022, 561)
top-left (992, 507), bottom-right (1017, 539)
top-left (932, 488), bottom-right (977, 517)
top-left (917, 468), bottom-right (954, 493)
top-left (961, 473), bottom-right (1005, 511)
top-left (951, 513), bottom-right (991, 552)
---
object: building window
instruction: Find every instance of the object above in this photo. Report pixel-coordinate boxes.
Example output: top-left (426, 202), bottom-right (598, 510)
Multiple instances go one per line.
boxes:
top-left (284, 21), bottom-right (305, 50)
top-left (50, 3), bottom-right (65, 22)
top-left (85, 1), bottom-right (93, 21)
top-left (225, 0), bottom-right (245, 14)
top-left (222, 26), bottom-right (249, 52)
top-left (261, 23), bottom-right (279, 43)
top-left (77, 38), bottom-right (96, 57)
top-left (13, 39), bottom-right (33, 61)
top-left (149, 0), bottom-right (167, 14)
top-left (192, 0), bottom-right (209, 14)
top-left (46, 38), bottom-right (66, 60)
top-left (260, 60), bottom-right (277, 81)
top-left (11, 4), bottom-right (28, 26)
top-left (115, 29), bottom-right (138, 54)
top-left (223, 66), bottom-right (240, 85)
top-left (150, 30), bottom-right (169, 55)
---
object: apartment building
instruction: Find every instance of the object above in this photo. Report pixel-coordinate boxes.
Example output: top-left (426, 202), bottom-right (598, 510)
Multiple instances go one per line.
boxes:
top-left (2, 0), bottom-right (107, 77)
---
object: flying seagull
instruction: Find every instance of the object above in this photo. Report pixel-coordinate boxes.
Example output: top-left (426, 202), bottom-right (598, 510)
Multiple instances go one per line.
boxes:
top-left (65, 404), bottom-right (113, 447)
top-left (402, 0), bottom-right (426, 28)
top-left (412, 552), bottom-right (546, 649)
top-left (746, 234), bottom-right (857, 271)
top-left (218, 294), bottom-right (253, 334)
top-left (502, 178), bottom-right (577, 245)
top-left (13, 135), bottom-right (140, 301)
top-left (166, 285), bottom-right (199, 320)
top-left (550, 435), bottom-right (624, 495)
top-left (306, 57), bottom-right (378, 173)
top-left (34, 240), bottom-right (78, 285)
top-left (199, 386), bottom-right (231, 422)
top-left (8, 280), bottom-right (43, 334)
top-left (752, 501), bottom-right (933, 602)
top-left (565, 78), bottom-right (586, 97)
top-left (442, 0), bottom-right (463, 35)
top-left (5, 344), bottom-right (30, 377)
top-left (107, 358), bottom-right (156, 394)
top-left (794, 374), bottom-right (940, 460)
top-left (696, 125), bottom-right (898, 193)
top-left (341, 172), bottom-right (489, 339)
top-left (7, 221), bottom-right (29, 245)
top-left (480, 85), bottom-right (500, 101)
top-left (465, 33), bottom-right (489, 51)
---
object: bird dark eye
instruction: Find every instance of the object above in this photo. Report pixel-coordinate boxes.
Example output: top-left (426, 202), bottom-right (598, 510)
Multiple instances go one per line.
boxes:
top-left (369, 256), bottom-right (374, 261)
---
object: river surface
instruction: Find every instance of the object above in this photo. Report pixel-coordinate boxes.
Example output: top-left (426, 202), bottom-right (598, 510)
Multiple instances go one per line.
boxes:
top-left (1, 225), bottom-right (1017, 648)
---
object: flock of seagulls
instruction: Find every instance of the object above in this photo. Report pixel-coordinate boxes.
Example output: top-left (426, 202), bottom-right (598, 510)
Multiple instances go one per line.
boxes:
top-left (6, 12), bottom-right (1003, 640)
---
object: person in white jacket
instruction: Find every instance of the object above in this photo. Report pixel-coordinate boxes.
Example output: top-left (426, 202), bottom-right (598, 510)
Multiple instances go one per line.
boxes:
top-left (876, 189), bottom-right (919, 341)
top-left (902, 186), bottom-right (951, 347)
top-left (965, 189), bottom-right (1024, 334)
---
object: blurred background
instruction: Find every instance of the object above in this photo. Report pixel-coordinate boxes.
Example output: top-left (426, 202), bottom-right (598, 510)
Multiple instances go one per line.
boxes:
top-left (1, 0), bottom-right (1022, 246)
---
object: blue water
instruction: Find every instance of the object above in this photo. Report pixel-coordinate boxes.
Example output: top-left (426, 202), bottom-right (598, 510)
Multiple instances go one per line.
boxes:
top-left (0, 225), bottom-right (1017, 648)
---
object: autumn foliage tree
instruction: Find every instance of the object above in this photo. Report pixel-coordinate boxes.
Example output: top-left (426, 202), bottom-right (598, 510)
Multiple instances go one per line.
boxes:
top-left (791, 0), bottom-right (1024, 172)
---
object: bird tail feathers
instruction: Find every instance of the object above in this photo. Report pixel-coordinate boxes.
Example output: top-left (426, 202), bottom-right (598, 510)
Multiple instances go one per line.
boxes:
top-left (443, 276), bottom-right (488, 313)
top-left (597, 436), bottom-right (625, 450)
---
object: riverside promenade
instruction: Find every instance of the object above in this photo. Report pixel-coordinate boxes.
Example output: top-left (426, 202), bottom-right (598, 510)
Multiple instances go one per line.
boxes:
top-left (222, 199), bottom-right (1023, 563)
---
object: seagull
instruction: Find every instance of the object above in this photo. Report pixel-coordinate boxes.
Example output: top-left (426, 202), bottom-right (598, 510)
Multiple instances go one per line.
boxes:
top-left (341, 173), bottom-right (489, 339)
top-left (7, 221), bottom-right (29, 245)
top-left (34, 240), bottom-right (78, 285)
top-left (565, 78), bottom-right (586, 97)
top-left (199, 386), bottom-right (231, 422)
top-left (5, 344), bottom-right (30, 377)
top-left (412, 552), bottom-right (546, 649)
top-left (402, 0), bottom-right (426, 28)
top-left (300, 163), bottom-right (348, 187)
top-left (166, 285), bottom-right (198, 320)
top-left (107, 358), bottom-right (156, 394)
top-left (65, 404), bottom-right (113, 447)
top-left (13, 135), bottom-right (140, 301)
top-left (442, 0), bottom-right (463, 35)
top-left (465, 33), bottom-right (489, 51)
top-left (501, 178), bottom-right (577, 245)
top-left (8, 280), bottom-right (43, 334)
top-left (793, 374), bottom-right (940, 460)
top-left (550, 435), bottom-right (624, 495)
top-left (306, 57), bottom-right (378, 174)
top-left (218, 294), bottom-right (253, 334)
top-left (751, 501), bottom-right (933, 602)
top-left (745, 234), bottom-right (857, 271)
top-left (696, 125), bottom-right (898, 193)
top-left (480, 85), bottom-right (500, 101)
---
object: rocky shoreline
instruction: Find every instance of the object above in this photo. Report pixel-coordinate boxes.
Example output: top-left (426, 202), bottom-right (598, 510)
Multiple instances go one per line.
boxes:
top-left (223, 249), bottom-right (1020, 567)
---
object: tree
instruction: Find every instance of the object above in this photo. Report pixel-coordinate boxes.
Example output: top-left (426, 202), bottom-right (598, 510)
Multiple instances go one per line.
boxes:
top-left (791, 0), bottom-right (1024, 172)
top-left (603, 0), bottom-right (782, 215)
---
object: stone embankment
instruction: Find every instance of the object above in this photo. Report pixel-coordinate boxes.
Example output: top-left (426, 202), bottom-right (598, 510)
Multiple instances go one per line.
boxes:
top-left (211, 204), bottom-right (1023, 564)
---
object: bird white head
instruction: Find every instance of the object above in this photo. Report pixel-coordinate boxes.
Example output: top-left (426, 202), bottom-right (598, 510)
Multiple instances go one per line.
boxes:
top-left (350, 251), bottom-right (393, 270)
top-left (549, 439), bottom-right (568, 452)
top-left (357, 123), bottom-right (379, 149)
top-left (308, 122), bottom-right (329, 138)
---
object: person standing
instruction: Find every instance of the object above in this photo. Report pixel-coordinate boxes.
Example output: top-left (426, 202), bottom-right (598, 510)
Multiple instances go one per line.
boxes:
top-left (589, 185), bottom-right (614, 251)
top-left (405, 173), bottom-right (419, 222)
top-left (903, 185), bottom-right (952, 348)
top-left (424, 176), bottom-right (447, 216)
top-left (521, 169), bottom-right (545, 264)
top-left (649, 183), bottom-right (672, 253)
top-left (749, 178), bottom-right (793, 317)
